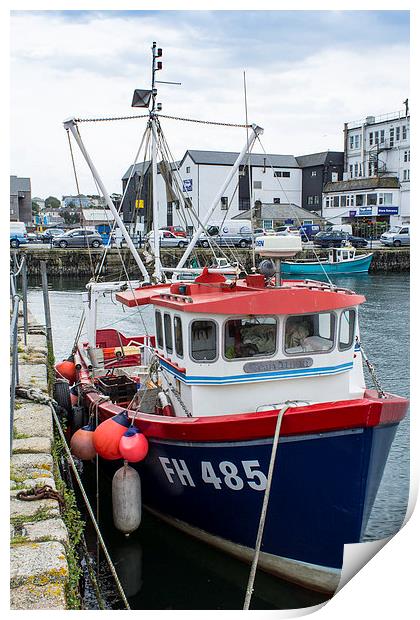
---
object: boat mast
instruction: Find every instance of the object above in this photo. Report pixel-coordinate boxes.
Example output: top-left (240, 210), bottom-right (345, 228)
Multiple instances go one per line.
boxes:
top-left (150, 42), bottom-right (162, 281)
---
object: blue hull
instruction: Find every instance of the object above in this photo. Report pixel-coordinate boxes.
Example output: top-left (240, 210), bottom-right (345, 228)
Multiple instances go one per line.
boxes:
top-left (282, 254), bottom-right (373, 275)
top-left (112, 422), bottom-right (398, 588)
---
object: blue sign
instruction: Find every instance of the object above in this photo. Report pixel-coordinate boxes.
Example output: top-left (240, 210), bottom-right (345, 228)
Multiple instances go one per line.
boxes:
top-left (183, 179), bottom-right (193, 192)
top-left (284, 218), bottom-right (294, 224)
top-left (378, 206), bottom-right (399, 215)
top-left (349, 210), bottom-right (357, 217)
top-left (358, 207), bottom-right (372, 216)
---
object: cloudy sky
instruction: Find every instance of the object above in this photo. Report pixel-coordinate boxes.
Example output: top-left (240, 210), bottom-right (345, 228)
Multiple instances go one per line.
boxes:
top-left (10, 10), bottom-right (409, 199)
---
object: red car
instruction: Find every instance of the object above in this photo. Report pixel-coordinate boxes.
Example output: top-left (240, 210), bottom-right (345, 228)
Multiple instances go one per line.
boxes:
top-left (160, 226), bottom-right (187, 238)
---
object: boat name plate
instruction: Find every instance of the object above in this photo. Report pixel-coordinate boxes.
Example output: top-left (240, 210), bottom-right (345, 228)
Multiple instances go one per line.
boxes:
top-left (243, 358), bottom-right (313, 373)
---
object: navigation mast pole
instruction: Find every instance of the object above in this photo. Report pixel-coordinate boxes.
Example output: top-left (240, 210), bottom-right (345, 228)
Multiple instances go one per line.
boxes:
top-left (150, 42), bottom-right (163, 282)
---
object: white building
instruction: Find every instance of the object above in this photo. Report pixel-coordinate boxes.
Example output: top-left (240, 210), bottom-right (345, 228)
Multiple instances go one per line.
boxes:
top-left (173, 150), bottom-right (301, 230)
top-left (322, 108), bottom-right (410, 228)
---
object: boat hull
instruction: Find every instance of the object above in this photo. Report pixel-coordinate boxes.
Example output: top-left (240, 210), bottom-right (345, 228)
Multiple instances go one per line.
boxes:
top-left (281, 254), bottom-right (373, 275)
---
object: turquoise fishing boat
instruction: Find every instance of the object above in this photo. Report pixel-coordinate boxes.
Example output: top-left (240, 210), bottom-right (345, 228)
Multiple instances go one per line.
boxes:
top-left (281, 247), bottom-right (373, 276)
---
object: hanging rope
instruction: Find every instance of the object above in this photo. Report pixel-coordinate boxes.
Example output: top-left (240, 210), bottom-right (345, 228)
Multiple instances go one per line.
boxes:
top-left (356, 337), bottom-right (386, 399)
top-left (243, 404), bottom-right (289, 610)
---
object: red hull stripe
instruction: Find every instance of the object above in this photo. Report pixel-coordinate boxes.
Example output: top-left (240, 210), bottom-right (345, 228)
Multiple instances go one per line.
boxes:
top-left (76, 354), bottom-right (407, 442)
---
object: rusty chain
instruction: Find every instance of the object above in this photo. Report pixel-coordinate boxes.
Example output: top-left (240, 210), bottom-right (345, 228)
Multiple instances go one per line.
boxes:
top-left (16, 485), bottom-right (65, 509)
top-left (74, 113), bottom-right (251, 128)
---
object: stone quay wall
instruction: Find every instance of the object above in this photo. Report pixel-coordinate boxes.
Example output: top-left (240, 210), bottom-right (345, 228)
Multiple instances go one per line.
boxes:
top-left (17, 246), bottom-right (410, 278)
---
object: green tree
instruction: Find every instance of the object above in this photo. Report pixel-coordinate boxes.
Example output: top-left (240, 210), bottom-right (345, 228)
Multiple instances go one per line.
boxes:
top-left (32, 201), bottom-right (40, 215)
top-left (45, 196), bottom-right (61, 209)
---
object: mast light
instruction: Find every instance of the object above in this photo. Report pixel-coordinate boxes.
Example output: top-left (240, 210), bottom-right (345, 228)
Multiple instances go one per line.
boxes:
top-left (131, 89), bottom-right (152, 108)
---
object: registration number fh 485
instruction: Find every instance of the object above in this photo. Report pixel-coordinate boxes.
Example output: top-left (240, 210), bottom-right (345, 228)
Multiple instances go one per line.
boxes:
top-left (159, 458), bottom-right (267, 491)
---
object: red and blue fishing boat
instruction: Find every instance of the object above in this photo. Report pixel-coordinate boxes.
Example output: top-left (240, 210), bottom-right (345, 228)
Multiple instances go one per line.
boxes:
top-left (58, 43), bottom-right (408, 596)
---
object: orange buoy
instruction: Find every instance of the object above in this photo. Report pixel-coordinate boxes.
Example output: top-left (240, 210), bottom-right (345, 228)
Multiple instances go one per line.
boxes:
top-left (93, 411), bottom-right (131, 460)
top-left (70, 421), bottom-right (96, 461)
top-left (55, 359), bottom-right (77, 384)
top-left (119, 428), bottom-right (149, 463)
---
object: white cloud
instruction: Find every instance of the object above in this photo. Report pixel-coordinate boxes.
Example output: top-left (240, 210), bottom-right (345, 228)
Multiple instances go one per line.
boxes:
top-left (10, 11), bottom-right (409, 198)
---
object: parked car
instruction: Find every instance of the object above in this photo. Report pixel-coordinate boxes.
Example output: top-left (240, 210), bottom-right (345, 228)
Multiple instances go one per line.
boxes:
top-left (380, 225), bottom-right (410, 247)
top-left (10, 222), bottom-right (28, 248)
top-left (160, 226), bottom-right (187, 238)
top-left (146, 230), bottom-right (189, 248)
top-left (275, 225), bottom-right (300, 236)
top-left (313, 231), bottom-right (368, 248)
top-left (41, 228), bottom-right (65, 243)
top-left (199, 233), bottom-right (252, 249)
top-left (299, 224), bottom-right (321, 241)
top-left (53, 229), bottom-right (103, 248)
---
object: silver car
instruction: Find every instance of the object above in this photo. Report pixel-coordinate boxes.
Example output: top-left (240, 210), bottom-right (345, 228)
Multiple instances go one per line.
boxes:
top-left (53, 229), bottom-right (103, 248)
top-left (146, 230), bottom-right (189, 248)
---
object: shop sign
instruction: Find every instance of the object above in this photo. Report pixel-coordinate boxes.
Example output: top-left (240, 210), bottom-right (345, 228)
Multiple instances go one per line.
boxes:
top-left (183, 179), bottom-right (193, 192)
top-left (358, 207), bottom-right (372, 216)
top-left (378, 206), bottom-right (399, 215)
top-left (349, 210), bottom-right (357, 217)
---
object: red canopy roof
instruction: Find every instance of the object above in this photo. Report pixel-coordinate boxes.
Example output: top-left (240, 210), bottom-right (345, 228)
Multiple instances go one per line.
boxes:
top-left (116, 272), bottom-right (365, 315)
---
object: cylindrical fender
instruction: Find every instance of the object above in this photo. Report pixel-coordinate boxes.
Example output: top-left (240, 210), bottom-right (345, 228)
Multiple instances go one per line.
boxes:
top-left (157, 392), bottom-right (175, 417)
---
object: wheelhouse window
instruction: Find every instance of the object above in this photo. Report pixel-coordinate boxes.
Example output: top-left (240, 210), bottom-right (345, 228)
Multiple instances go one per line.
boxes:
top-left (155, 311), bottom-right (163, 348)
top-left (191, 320), bottom-right (217, 361)
top-left (284, 313), bottom-right (335, 354)
top-left (338, 309), bottom-right (356, 351)
top-left (224, 316), bottom-right (277, 360)
top-left (164, 313), bottom-right (173, 354)
top-left (174, 316), bottom-right (183, 357)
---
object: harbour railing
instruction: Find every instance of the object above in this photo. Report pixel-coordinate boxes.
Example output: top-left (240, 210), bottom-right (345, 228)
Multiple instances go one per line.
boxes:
top-left (10, 253), bottom-right (28, 454)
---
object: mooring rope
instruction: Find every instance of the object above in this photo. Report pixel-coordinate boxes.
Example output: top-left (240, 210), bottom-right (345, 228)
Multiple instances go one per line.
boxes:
top-left (356, 337), bottom-right (386, 399)
top-left (243, 404), bottom-right (289, 610)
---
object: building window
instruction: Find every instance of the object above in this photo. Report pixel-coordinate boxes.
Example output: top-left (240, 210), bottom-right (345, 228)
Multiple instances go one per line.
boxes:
top-left (186, 166), bottom-right (190, 173)
top-left (355, 134), bottom-right (360, 149)
top-left (380, 129), bottom-right (385, 143)
top-left (239, 198), bottom-right (250, 211)
top-left (263, 220), bottom-right (273, 229)
top-left (350, 135), bottom-right (354, 149)
top-left (274, 171), bottom-right (290, 178)
top-left (340, 195), bottom-right (347, 207)
top-left (224, 317), bottom-right (277, 360)
top-left (307, 196), bottom-right (314, 206)
top-left (167, 202), bottom-right (173, 216)
top-left (284, 313), bottom-right (335, 354)
top-left (403, 170), bottom-right (410, 181)
top-left (349, 164), bottom-right (353, 178)
top-left (396, 126), bottom-right (400, 142)
top-left (314, 195), bottom-right (320, 205)
top-left (254, 181), bottom-right (262, 189)
top-left (374, 131), bottom-right (379, 144)
top-left (389, 128), bottom-right (394, 147)
top-left (191, 320), bottom-right (217, 362)
top-left (333, 196), bottom-right (339, 207)
top-left (367, 193), bottom-right (377, 205)
top-left (273, 197), bottom-right (281, 204)
top-left (311, 170), bottom-right (317, 177)
top-left (356, 194), bottom-right (364, 206)
top-left (404, 150), bottom-right (410, 162)
top-left (331, 172), bottom-right (338, 182)
top-left (369, 132), bottom-right (373, 147)
top-left (402, 125), bottom-right (407, 140)
top-left (221, 196), bottom-right (228, 210)
top-left (379, 193), bottom-right (393, 205)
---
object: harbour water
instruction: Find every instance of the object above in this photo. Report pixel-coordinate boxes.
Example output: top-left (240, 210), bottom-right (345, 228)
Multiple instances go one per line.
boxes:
top-left (27, 272), bottom-right (410, 609)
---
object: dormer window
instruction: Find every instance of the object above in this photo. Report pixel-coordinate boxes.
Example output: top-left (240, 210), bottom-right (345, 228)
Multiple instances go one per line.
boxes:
top-left (224, 317), bottom-right (277, 359)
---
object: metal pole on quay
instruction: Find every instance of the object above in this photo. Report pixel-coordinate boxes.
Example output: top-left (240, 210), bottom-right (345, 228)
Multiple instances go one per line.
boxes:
top-left (40, 260), bottom-right (54, 359)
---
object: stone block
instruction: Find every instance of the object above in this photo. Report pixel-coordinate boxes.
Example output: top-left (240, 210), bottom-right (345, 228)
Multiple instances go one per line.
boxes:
top-left (17, 364), bottom-right (48, 392)
top-left (26, 334), bottom-right (47, 351)
top-left (13, 437), bottom-right (51, 454)
top-left (23, 518), bottom-right (68, 545)
top-left (10, 497), bottom-right (60, 520)
top-left (10, 541), bottom-right (68, 588)
top-left (13, 401), bottom-right (53, 440)
top-left (11, 452), bottom-right (54, 478)
top-left (10, 583), bottom-right (66, 610)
